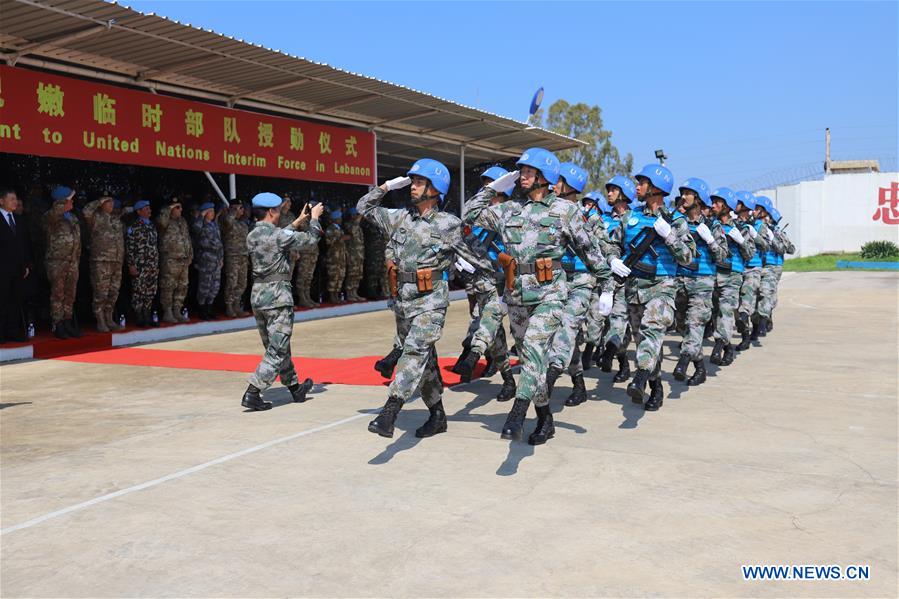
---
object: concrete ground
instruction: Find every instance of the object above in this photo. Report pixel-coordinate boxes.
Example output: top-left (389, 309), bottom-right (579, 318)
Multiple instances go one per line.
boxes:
top-left (1, 271), bottom-right (896, 598)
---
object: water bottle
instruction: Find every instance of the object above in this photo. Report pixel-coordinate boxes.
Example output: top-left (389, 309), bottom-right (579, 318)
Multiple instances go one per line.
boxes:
top-left (181, 306), bottom-right (189, 321)
top-left (27, 322), bottom-right (35, 338)
top-left (119, 314), bottom-right (126, 328)
top-left (151, 310), bottom-right (159, 325)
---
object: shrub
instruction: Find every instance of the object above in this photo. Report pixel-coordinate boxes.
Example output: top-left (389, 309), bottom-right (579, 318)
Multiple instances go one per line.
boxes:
top-left (860, 240), bottom-right (899, 260)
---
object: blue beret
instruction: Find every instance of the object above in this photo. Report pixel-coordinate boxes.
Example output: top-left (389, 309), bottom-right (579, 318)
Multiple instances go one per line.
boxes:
top-left (199, 202), bottom-right (215, 212)
top-left (251, 192), bottom-right (282, 209)
top-left (134, 200), bottom-right (150, 210)
top-left (330, 209), bottom-right (343, 219)
top-left (113, 199), bottom-right (122, 209)
top-left (348, 207), bottom-right (358, 216)
top-left (51, 186), bottom-right (74, 202)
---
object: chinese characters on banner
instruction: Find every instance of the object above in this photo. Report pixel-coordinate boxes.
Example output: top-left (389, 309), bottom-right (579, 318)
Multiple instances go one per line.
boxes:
top-left (872, 182), bottom-right (899, 225)
top-left (0, 65), bottom-right (375, 185)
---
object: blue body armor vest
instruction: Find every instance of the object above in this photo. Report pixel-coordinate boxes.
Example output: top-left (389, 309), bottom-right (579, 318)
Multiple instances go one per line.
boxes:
top-left (678, 220), bottom-right (716, 277)
top-left (719, 222), bottom-right (745, 274)
top-left (622, 210), bottom-right (679, 278)
top-left (746, 220), bottom-right (764, 268)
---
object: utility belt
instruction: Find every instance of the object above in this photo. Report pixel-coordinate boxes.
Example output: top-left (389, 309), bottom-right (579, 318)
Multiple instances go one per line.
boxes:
top-left (518, 258), bottom-right (563, 281)
top-left (398, 268), bottom-right (446, 293)
top-left (254, 272), bottom-right (291, 284)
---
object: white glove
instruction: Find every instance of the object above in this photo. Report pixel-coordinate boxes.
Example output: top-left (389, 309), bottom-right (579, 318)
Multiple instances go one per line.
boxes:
top-left (488, 170), bottom-right (519, 194)
top-left (765, 228), bottom-right (774, 241)
top-left (610, 257), bottom-right (631, 278)
top-left (454, 257), bottom-right (475, 273)
top-left (384, 176), bottom-right (411, 191)
top-left (696, 223), bottom-right (714, 244)
top-left (727, 227), bottom-right (745, 245)
top-left (598, 291), bottom-right (614, 316)
top-left (747, 226), bottom-right (758, 239)
top-left (653, 216), bottom-right (672, 238)
top-left (730, 211), bottom-right (739, 220)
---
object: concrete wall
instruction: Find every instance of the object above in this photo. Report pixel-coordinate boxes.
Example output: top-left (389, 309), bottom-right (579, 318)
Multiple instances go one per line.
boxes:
top-left (758, 172), bottom-right (899, 257)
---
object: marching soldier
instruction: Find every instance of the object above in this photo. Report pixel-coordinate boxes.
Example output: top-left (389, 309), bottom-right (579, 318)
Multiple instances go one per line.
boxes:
top-left (156, 196), bottom-right (192, 323)
top-left (44, 186), bottom-right (83, 338)
top-left (765, 206), bottom-right (795, 331)
top-left (126, 200), bottom-right (159, 328)
top-left (734, 191), bottom-right (768, 350)
top-left (754, 196), bottom-right (783, 335)
top-left (82, 195), bottom-right (124, 332)
top-left (192, 202), bottom-right (224, 319)
top-left (220, 199), bottom-right (250, 317)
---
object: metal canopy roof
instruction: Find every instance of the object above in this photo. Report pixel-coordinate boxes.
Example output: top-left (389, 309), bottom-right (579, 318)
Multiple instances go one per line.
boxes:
top-left (0, 0), bottom-right (583, 175)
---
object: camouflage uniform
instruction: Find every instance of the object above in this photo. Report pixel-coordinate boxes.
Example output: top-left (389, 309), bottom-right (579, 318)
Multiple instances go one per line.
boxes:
top-left (600, 214), bottom-right (632, 359)
top-left (363, 219), bottom-right (389, 298)
top-left (714, 219), bottom-right (756, 344)
top-left (278, 208), bottom-right (302, 304)
top-left (192, 217), bottom-right (224, 306)
top-left (294, 219), bottom-right (320, 307)
top-left (343, 215), bottom-right (365, 301)
top-left (44, 203), bottom-right (82, 327)
top-left (324, 220), bottom-right (347, 302)
top-left (82, 199), bottom-right (124, 330)
top-left (220, 207), bottom-right (249, 317)
top-left (125, 216), bottom-right (159, 317)
top-left (460, 226), bottom-right (510, 372)
top-left (758, 224), bottom-right (794, 319)
top-left (247, 219), bottom-right (322, 391)
top-left (156, 206), bottom-right (192, 322)
top-left (739, 218), bottom-right (770, 319)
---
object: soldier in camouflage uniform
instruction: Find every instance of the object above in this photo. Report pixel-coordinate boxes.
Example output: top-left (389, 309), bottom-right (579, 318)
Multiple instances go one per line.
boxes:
top-left (83, 195), bottom-right (124, 332)
top-left (343, 207), bottom-right (365, 302)
top-left (464, 148), bottom-right (611, 445)
top-left (754, 196), bottom-right (788, 335)
top-left (156, 197), bottom-right (193, 323)
top-left (671, 178), bottom-right (728, 386)
top-left (277, 198), bottom-right (303, 306)
top-left (191, 202), bottom-right (224, 319)
top-left (241, 193), bottom-right (322, 411)
top-left (44, 186), bottom-right (83, 338)
top-left (360, 158), bottom-right (489, 440)
top-left (764, 207), bottom-right (795, 332)
top-left (125, 200), bottom-right (159, 328)
top-left (323, 208), bottom-right (348, 304)
top-left (734, 191), bottom-right (769, 350)
top-left (607, 164), bottom-right (696, 412)
top-left (219, 199), bottom-right (250, 317)
top-left (294, 210), bottom-right (321, 308)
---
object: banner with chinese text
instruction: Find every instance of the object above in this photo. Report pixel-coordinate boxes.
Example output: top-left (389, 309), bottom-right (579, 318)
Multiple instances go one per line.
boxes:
top-left (0, 65), bottom-right (375, 185)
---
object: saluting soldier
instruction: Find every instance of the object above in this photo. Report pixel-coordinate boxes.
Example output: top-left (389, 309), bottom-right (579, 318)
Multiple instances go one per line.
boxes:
top-left (82, 195), bottom-right (124, 332)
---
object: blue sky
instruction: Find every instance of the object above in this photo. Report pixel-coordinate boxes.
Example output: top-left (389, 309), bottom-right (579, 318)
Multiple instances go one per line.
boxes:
top-left (126, 1), bottom-right (898, 190)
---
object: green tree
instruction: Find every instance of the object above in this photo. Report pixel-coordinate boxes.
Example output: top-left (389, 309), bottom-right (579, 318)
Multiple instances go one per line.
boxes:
top-left (528, 99), bottom-right (633, 190)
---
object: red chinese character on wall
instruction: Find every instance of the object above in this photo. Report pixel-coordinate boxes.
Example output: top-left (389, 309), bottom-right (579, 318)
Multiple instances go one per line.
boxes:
top-left (872, 181), bottom-right (899, 225)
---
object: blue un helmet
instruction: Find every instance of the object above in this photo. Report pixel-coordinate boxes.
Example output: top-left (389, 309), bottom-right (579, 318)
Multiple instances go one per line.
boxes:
top-left (634, 163), bottom-right (674, 196)
top-left (516, 147), bottom-right (561, 185)
top-left (769, 206), bottom-right (782, 224)
top-left (735, 191), bottom-right (756, 211)
top-left (754, 195), bottom-right (773, 216)
top-left (679, 177), bottom-right (711, 206)
top-left (480, 165), bottom-right (509, 183)
top-left (558, 162), bottom-right (588, 193)
top-left (605, 175), bottom-right (637, 203)
top-left (582, 190), bottom-right (601, 209)
top-left (407, 158), bottom-right (451, 199)
top-left (710, 187), bottom-right (739, 212)
top-left (597, 197), bottom-right (613, 214)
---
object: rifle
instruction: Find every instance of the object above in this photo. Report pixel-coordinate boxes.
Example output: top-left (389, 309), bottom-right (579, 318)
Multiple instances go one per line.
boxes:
top-left (615, 210), bottom-right (674, 282)
top-left (386, 259), bottom-right (398, 297)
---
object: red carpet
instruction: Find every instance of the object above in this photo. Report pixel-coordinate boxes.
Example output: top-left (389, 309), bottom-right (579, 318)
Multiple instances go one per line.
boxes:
top-left (53, 347), bottom-right (492, 387)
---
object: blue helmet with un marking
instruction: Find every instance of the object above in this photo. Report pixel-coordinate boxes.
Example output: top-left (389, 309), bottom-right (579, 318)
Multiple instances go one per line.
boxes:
top-left (605, 175), bottom-right (637, 203)
top-left (251, 192), bottom-right (283, 208)
top-left (755, 195), bottom-right (773, 215)
top-left (679, 177), bottom-right (711, 206)
top-left (516, 147), bottom-right (561, 184)
top-left (407, 158), bottom-right (450, 196)
top-left (770, 206), bottom-right (782, 223)
top-left (735, 191), bottom-right (756, 211)
top-left (710, 187), bottom-right (739, 212)
top-left (597, 197), bottom-right (613, 214)
top-left (480, 166), bottom-right (509, 183)
top-left (558, 162), bottom-right (588, 192)
top-left (634, 163), bottom-right (674, 196)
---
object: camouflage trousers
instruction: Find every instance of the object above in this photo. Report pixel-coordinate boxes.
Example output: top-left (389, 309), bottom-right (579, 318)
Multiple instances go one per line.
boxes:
top-left (46, 258), bottom-right (79, 322)
top-left (467, 288), bottom-right (510, 370)
top-left (603, 283), bottom-right (631, 352)
top-left (249, 306), bottom-right (299, 391)
top-left (757, 266), bottom-right (780, 318)
top-left (196, 260), bottom-right (221, 305)
top-left (344, 255), bottom-right (364, 297)
top-left (325, 249), bottom-right (346, 295)
top-left (159, 257), bottom-right (189, 313)
top-left (388, 308), bottom-right (446, 408)
top-left (584, 285), bottom-right (609, 345)
top-left (678, 275), bottom-right (716, 359)
top-left (738, 267), bottom-right (762, 317)
top-left (507, 300), bottom-right (530, 345)
top-left (548, 282), bottom-right (592, 376)
top-left (130, 262), bottom-right (158, 313)
top-left (90, 260), bottom-right (122, 315)
top-left (626, 277), bottom-right (677, 375)
top-left (713, 271), bottom-right (743, 343)
top-left (294, 249), bottom-right (318, 301)
top-left (508, 301), bottom-right (562, 407)
top-left (224, 254), bottom-right (248, 309)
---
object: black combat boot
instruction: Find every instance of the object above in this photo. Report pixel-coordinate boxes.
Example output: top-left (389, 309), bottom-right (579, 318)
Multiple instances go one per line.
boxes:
top-left (545, 364), bottom-right (564, 398)
top-left (613, 353), bottom-right (631, 383)
top-left (288, 378), bottom-right (314, 403)
top-left (673, 354), bottom-right (691, 381)
top-left (722, 343), bottom-right (736, 365)
top-left (767, 317), bottom-right (774, 333)
top-left (756, 316), bottom-right (768, 338)
top-left (710, 339), bottom-right (725, 365)
top-left (497, 369), bottom-right (516, 401)
top-left (644, 378), bottom-right (664, 411)
top-left (749, 319), bottom-right (761, 342)
top-left (687, 359), bottom-right (707, 386)
top-left (52, 321), bottom-right (70, 339)
top-left (627, 368), bottom-right (651, 403)
top-left (500, 398), bottom-right (530, 440)
top-left (368, 396), bottom-right (404, 438)
top-left (482, 357), bottom-right (498, 378)
top-left (565, 373), bottom-right (587, 407)
top-left (736, 329), bottom-right (752, 351)
top-left (736, 312), bottom-right (749, 334)
top-left (581, 343), bottom-right (595, 371)
top-left (456, 350), bottom-right (482, 384)
top-left (528, 404), bottom-right (555, 445)
top-left (415, 400), bottom-right (447, 438)
top-left (374, 347), bottom-right (402, 379)
top-left (65, 318), bottom-right (83, 338)
top-left (241, 385), bottom-right (272, 411)
top-left (598, 341), bottom-right (617, 372)
top-left (450, 345), bottom-right (471, 374)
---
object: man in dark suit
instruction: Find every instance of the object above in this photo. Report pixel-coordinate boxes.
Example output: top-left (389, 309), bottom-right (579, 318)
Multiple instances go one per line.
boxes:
top-left (0, 186), bottom-right (32, 343)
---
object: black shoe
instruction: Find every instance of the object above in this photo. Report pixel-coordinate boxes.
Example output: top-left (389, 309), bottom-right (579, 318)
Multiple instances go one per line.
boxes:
top-left (52, 321), bottom-right (70, 339)
top-left (482, 357), bottom-right (498, 378)
top-left (288, 378), bottom-right (314, 402)
top-left (63, 319), bottom-right (82, 338)
top-left (368, 396), bottom-right (404, 438)
top-left (457, 350), bottom-right (481, 384)
top-left (598, 341), bottom-right (617, 372)
top-left (722, 343), bottom-right (736, 365)
top-left (545, 364), bottom-right (563, 398)
top-left (500, 398), bottom-right (529, 441)
top-left (564, 373), bottom-right (587, 406)
top-left (736, 312), bottom-right (749, 334)
top-left (673, 354), bottom-right (691, 381)
top-left (527, 405), bottom-right (555, 445)
top-left (450, 347), bottom-right (471, 374)
top-left (756, 316), bottom-right (768, 338)
top-left (710, 339), bottom-right (725, 365)
top-left (687, 359), bottom-right (707, 386)
top-left (750, 324), bottom-right (760, 341)
top-left (497, 369), bottom-right (516, 402)
top-left (644, 379), bottom-right (664, 411)
top-left (241, 385), bottom-right (272, 411)
top-left (736, 329), bottom-right (752, 351)
top-left (627, 369), bottom-right (650, 403)
top-left (581, 343), bottom-right (595, 371)
top-left (374, 347), bottom-right (402, 379)
top-left (415, 401), bottom-right (447, 438)
top-left (613, 355), bottom-right (631, 383)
